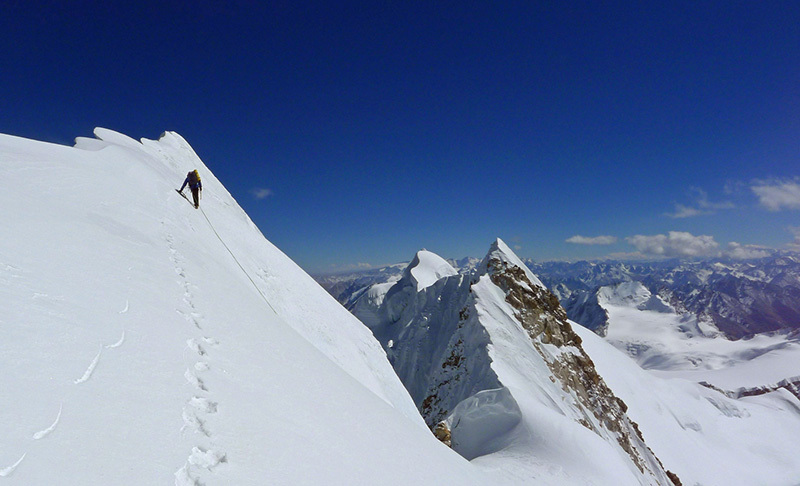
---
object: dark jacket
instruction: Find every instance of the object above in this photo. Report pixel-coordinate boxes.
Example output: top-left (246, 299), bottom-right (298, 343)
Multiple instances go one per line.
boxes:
top-left (180, 172), bottom-right (202, 192)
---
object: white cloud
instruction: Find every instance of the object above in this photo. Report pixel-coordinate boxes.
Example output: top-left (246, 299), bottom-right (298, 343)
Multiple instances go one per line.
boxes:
top-left (666, 204), bottom-right (704, 219)
top-left (565, 235), bottom-right (617, 245)
top-left (725, 242), bottom-right (770, 260)
top-left (788, 227), bottom-right (800, 252)
top-left (626, 231), bottom-right (720, 257)
top-left (751, 179), bottom-right (800, 211)
top-left (250, 188), bottom-right (274, 200)
top-left (666, 188), bottom-right (734, 218)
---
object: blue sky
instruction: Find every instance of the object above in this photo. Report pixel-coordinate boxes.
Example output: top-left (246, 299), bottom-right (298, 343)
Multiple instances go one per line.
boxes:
top-left (3, 1), bottom-right (799, 273)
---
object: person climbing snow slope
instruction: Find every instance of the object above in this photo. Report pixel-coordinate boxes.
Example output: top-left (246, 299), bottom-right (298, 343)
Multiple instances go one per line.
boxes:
top-left (178, 169), bottom-right (202, 208)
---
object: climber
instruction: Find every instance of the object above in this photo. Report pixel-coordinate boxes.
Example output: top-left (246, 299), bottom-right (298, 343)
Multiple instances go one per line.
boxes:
top-left (178, 169), bottom-right (202, 209)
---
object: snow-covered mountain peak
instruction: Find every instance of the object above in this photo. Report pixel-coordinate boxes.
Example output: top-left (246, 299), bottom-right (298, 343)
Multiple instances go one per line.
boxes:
top-left (403, 249), bottom-right (458, 291)
top-left (597, 281), bottom-right (674, 313)
top-left (598, 281), bottom-right (651, 306)
top-left (323, 250), bottom-right (800, 484)
top-left (354, 238), bottom-right (678, 484)
top-left (478, 238), bottom-right (545, 290)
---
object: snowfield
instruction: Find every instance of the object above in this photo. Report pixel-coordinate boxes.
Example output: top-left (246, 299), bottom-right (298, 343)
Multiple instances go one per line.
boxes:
top-left (596, 281), bottom-right (800, 389)
top-left (576, 324), bottom-right (800, 485)
top-left (0, 129), bottom-right (488, 485)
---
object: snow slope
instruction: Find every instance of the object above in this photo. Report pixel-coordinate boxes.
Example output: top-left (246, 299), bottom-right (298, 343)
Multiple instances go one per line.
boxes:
top-left (595, 281), bottom-right (800, 389)
top-left (0, 129), bottom-right (487, 485)
top-left (575, 324), bottom-right (800, 485)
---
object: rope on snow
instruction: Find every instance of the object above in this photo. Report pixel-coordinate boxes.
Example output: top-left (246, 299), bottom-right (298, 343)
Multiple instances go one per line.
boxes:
top-left (199, 205), bottom-right (279, 316)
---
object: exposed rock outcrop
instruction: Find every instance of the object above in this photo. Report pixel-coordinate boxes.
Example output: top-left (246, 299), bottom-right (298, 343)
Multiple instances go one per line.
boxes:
top-left (353, 239), bottom-right (679, 485)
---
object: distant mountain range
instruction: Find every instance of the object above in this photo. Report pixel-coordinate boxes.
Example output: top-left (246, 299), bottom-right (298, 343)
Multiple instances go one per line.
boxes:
top-left (529, 254), bottom-right (800, 340)
top-left (316, 252), bottom-right (800, 341)
top-left (317, 245), bottom-right (800, 484)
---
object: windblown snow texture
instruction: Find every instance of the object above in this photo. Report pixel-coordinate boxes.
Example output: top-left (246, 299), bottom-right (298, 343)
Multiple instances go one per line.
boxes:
top-left (0, 129), bottom-right (488, 485)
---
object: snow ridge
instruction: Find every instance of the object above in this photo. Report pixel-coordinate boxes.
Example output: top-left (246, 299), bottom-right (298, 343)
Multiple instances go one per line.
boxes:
top-left (0, 128), bottom-right (487, 485)
top-left (354, 239), bottom-right (677, 485)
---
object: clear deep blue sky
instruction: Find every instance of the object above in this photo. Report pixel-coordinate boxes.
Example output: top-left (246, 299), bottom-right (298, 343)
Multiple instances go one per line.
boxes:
top-left (3, 1), bottom-right (799, 273)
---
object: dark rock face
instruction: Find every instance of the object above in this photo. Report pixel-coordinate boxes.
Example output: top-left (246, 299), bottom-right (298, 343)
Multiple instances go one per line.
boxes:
top-left (433, 421), bottom-right (452, 447)
top-left (562, 289), bottom-right (610, 336)
top-left (484, 253), bottom-right (676, 483)
top-left (701, 377), bottom-right (800, 402)
top-left (350, 241), bottom-right (678, 484)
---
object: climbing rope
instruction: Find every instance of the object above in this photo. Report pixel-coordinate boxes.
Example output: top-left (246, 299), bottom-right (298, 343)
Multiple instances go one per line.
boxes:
top-left (199, 205), bottom-right (279, 315)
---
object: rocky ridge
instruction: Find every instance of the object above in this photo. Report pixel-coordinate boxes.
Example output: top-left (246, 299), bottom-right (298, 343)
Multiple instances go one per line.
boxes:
top-left (352, 239), bottom-right (677, 485)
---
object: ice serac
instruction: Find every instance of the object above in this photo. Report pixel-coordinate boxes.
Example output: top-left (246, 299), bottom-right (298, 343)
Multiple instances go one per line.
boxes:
top-left (353, 238), bottom-right (678, 485)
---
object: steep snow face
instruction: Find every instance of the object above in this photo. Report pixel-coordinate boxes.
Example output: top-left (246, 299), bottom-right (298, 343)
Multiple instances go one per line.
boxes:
top-left (354, 239), bottom-right (676, 485)
top-left (0, 129), bottom-right (489, 485)
top-left (562, 288), bottom-right (610, 336)
top-left (470, 244), bottom-right (674, 485)
top-left (405, 250), bottom-right (458, 291)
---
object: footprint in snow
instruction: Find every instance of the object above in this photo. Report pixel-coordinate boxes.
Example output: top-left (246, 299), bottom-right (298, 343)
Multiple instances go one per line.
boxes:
top-left (188, 396), bottom-right (218, 414)
top-left (187, 339), bottom-right (206, 356)
top-left (177, 310), bottom-right (202, 330)
top-left (181, 408), bottom-right (210, 437)
top-left (188, 447), bottom-right (227, 470)
top-left (184, 369), bottom-right (207, 392)
top-left (173, 464), bottom-right (200, 486)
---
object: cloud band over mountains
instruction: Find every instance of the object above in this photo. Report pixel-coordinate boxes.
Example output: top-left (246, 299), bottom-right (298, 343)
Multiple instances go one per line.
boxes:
top-left (627, 231), bottom-right (720, 257)
top-left (566, 235), bottom-right (618, 245)
top-left (751, 179), bottom-right (800, 211)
